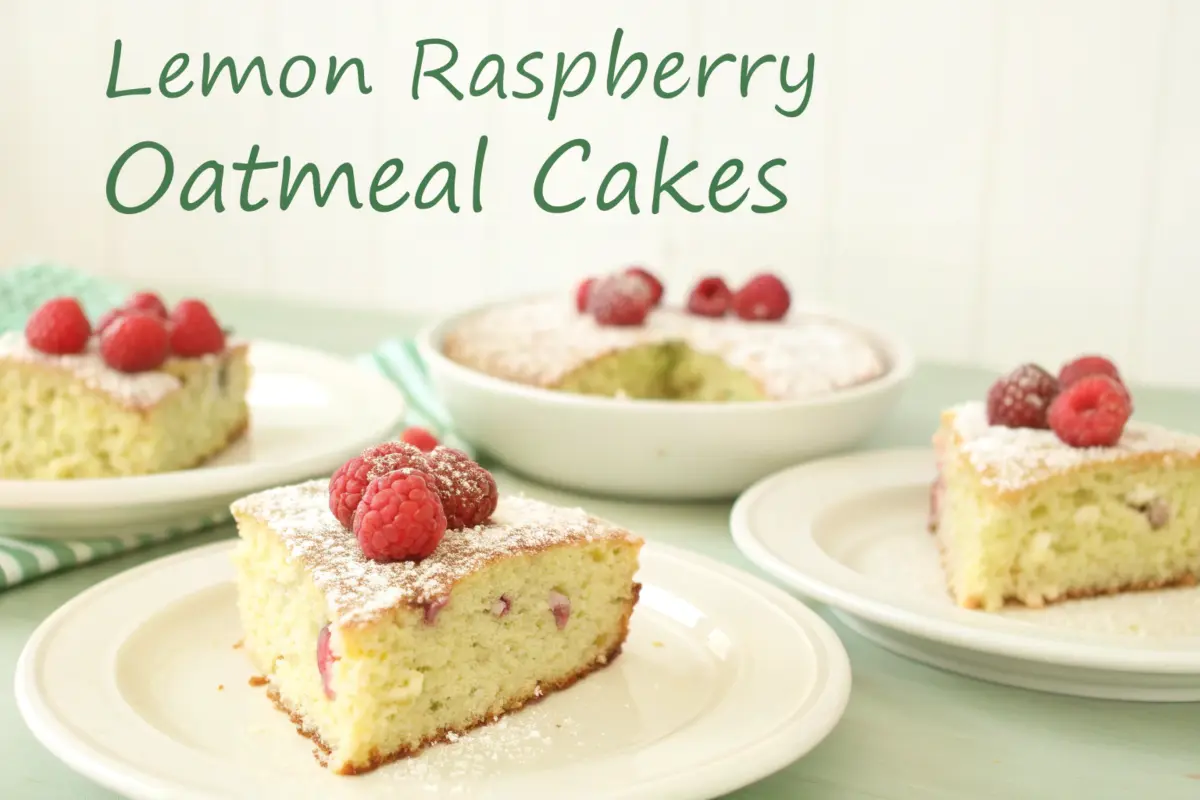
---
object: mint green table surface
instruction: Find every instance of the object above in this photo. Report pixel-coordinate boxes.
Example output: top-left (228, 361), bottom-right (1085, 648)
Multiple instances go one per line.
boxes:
top-left (3, 292), bottom-right (1199, 800)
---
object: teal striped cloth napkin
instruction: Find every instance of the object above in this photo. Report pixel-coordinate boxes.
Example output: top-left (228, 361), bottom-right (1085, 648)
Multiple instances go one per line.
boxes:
top-left (356, 338), bottom-right (474, 457)
top-left (0, 265), bottom-right (461, 590)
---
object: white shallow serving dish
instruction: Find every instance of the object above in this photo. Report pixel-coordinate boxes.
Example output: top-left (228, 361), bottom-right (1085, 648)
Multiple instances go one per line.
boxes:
top-left (730, 448), bottom-right (1200, 701)
top-left (416, 302), bottom-right (913, 500)
top-left (16, 539), bottom-right (851, 800)
top-left (0, 341), bottom-right (406, 538)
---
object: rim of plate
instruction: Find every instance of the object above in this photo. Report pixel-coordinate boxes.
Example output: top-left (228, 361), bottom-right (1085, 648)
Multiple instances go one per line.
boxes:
top-left (0, 341), bottom-right (406, 510)
top-left (730, 448), bottom-right (1200, 674)
top-left (415, 293), bottom-right (915, 413)
top-left (15, 539), bottom-right (852, 800)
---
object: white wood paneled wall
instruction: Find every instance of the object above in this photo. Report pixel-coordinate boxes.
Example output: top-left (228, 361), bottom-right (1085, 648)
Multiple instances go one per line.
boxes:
top-left (2, 0), bottom-right (1197, 386)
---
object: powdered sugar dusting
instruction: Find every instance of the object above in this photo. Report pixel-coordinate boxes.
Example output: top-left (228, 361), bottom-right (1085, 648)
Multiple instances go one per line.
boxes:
top-left (950, 401), bottom-right (1200, 492)
top-left (231, 480), bottom-right (640, 625)
top-left (998, 585), bottom-right (1200, 638)
top-left (386, 711), bottom-right (576, 792)
top-left (442, 296), bottom-right (887, 400)
top-left (0, 330), bottom-right (181, 409)
top-left (362, 443), bottom-right (497, 529)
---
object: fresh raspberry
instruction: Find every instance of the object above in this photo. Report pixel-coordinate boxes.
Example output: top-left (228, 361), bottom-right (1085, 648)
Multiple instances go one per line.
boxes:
top-left (574, 278), bottom-right (595, 313)
top-left (624, 266), bottom-right (664, 307)
top-left (24, 297), bottom-right (91, 355)
top-left (329, 457), bottom-right (369, 528)
top-left (985, 363), bottom-right (1059, 429)
top-left (1048, 375), bottom-right (1132, 448)
top-left (363, 441), bottom-right (429, 480)
top-left (316, 624), bottom-right (336, 699)
top-left (686, 276), bottom-right (732, 318)
top-left (400, 426), bottom-right (439, 452)
top-left (1058, 355), bottom-right (1121, 389)
top-left (95, 308), bottom-right (126, 336)
top-left (424, 446), bottom-right (499, 529)
top-left (731, 274), bottom-right (790, 321)
top-left (99, 312), bottom-right (169, 373)
top-left (353, 468), bottom-right (446, 561)
top-left (328, 442), bottom-right (429, 529)
top-left (329, 442), bottom-right (495, 531)
top-left (168, 299), bottom-right (226, 357)
top-left (125, 291), bottom-right (169, 319)
top-left (587, 273), bottom-right (653, 326)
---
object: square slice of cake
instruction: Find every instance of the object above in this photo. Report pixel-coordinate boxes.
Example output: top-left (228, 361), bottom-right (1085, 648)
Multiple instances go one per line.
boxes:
top-left (931, 401), bottom-right (1200, 610)
top-left (231, 479), bottom-right (643, 774)
top-left (0, 330), bottom-right (250, 478)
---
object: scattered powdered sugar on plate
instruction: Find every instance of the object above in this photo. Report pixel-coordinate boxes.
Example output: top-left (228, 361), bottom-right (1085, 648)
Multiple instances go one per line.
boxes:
top-left (950, 401), bottom-right (1200, 493)
top-left (442, 296), bottom-right (888, 400)
top-left (231, 480), bottom-right (640, 625)
top-left (0, 330), bottom-right (182, 409)
top-left (386, 712), bottom-right (578, 792)
top-left (998, 584), bottom-right (1200, 639)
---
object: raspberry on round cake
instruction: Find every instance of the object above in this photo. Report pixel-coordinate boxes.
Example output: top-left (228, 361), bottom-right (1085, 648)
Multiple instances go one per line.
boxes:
top-left (731, 273), bottom-right (790, 321)
top-left (686, 276), bottom-right (733, 318)
top-left (574, 277), bottom-right (595, 313)
top-left (586, 272), bottom-right (655, 326)
top-left (231, 444), bottom-right (643, 775)
top-left (931, 356), bottom-right (1200, 611)
top-left (0, 291), bottom-right (250, 478)
top-left (624, 265), bottom-right (664, 307)
top-left (443, 268), bottom-right (886, 403)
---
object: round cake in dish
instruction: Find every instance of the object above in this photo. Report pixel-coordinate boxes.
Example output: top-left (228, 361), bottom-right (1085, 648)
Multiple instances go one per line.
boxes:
top-left (442, 295), bottom-right (889, 402)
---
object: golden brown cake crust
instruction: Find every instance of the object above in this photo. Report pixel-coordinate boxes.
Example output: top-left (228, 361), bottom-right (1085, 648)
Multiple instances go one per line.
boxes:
top-left (958, 572), bottom-right (1198, 611)
top-left (261, 582), bottom-right (641, 776)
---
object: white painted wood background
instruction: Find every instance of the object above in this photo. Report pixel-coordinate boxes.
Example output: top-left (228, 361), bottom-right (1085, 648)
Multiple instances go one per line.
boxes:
top-left (1, 0), bottom-right (1197, 386)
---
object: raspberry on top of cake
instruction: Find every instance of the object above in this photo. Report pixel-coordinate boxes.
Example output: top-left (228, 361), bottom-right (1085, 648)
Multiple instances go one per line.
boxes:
top-left (234, 477), bottom-right (639, 626)
top-left (5, 291), bottom-right (240, 409)
top-left (1, 290), bottom-right (249, 478)
top-left (930, 354), bottom-right (1200, 611)
top-left (443, 266), bottom-right (887, 402)
top-left (231, 430), bottom-right (642, 774)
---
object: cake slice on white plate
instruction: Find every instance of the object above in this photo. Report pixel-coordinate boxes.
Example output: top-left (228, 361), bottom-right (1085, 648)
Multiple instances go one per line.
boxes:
top-left (0, 292), bottom-right (248, 479)
top-left (930, 356), bottom-right (1200, 611)
top-left (231, 439), bottom-right (642, 774)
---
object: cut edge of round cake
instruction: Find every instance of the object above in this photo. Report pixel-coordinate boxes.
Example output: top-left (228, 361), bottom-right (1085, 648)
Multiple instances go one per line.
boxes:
top-left (440, 295), bottom-right (890, 402)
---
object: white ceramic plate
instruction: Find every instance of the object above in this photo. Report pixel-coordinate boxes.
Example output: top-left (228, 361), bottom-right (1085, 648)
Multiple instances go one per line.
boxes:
top-left (837, 615), bottom-right (1200, 702)
top-left (417, 298), bottom-right (913, 501)
top-left (16, 540), bottom-right (851, 800)
top-left (730, 449), bottom-right (1200, 699)
top-left (0, 342), bottom-right (406, 538)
